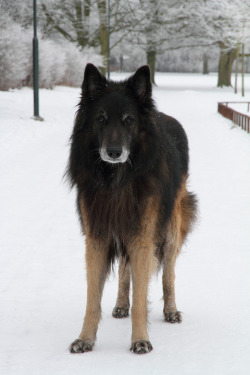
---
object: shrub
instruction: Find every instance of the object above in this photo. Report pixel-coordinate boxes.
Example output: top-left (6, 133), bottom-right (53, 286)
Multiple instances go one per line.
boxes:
top-left (0, 15), bottom-right (103, 91)
top-left (0, 15), bottom-right (31, 90)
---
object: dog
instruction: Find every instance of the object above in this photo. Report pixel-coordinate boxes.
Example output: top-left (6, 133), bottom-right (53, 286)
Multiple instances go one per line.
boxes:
top-left (67, 63), bottom-right (197, 354)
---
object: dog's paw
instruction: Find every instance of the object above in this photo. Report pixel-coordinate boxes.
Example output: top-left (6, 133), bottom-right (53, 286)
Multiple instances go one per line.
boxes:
top-left (69, 339), bottom-right (93, 353)
top-left (130, 340), bottom-right (153, 354)
top-left (112, 307), bottom-right (129, 318)
top-left (164, 311), bottom-right (182, 323)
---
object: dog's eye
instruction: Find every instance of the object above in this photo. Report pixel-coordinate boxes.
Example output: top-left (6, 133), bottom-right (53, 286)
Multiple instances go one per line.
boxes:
top-left (124, 116), bottom-right (134, 126)
top-left (96, 115), bottom-right (105, 124)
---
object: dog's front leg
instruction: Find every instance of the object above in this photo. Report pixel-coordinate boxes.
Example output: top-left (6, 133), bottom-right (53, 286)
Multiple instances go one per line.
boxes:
top-left (126, 194), bottom-right (159, 357)
top-left (128, 240), bottom-right (156, 354)
top-left (69, 237), bottom-right (109, 353)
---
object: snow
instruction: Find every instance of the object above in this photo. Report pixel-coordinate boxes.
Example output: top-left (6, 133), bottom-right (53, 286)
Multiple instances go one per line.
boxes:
top-left (228, 102), bottom-right (250, 116)
top-left (1, 73), bottom-right (250, 375)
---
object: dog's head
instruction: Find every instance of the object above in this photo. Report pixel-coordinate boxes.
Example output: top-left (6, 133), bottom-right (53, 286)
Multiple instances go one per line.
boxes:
top-left (80, 63), bottom-right (153, 165)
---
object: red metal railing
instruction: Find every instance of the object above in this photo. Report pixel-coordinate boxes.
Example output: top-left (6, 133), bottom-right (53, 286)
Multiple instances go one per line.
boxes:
top-left (218, 102), bottom-right (250, 134)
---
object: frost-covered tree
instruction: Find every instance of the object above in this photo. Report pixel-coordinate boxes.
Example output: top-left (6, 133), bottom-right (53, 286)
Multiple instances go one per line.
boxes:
top-left (40, 0), bottom-right (96, 47)
top-left (39, 0), bottom-right (142, 73)
top-left (38, 40), bottom-right (102, 88)
top-left (132, 0), bottom-right (250, 84)
top-left (0, 0), bottom-right (103, 90)
top-left (195, 0), bottom-right (250, 86)
top-left (0, 10), bottom-right (31, 90)
top-left (1, 0), bottom-right (249, 89)
top-left (120, 0), bottom-right (206, 83)
top-left (0, 0), bottom-right (32, 28)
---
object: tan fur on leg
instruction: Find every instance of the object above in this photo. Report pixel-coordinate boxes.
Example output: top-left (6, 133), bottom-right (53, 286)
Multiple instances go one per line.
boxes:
top-left (80, 237), bottom-right (109, 341)
top-left (70, 199), bottom-right (110, 353)
top-left (128, 198), bottom-right (159, 353)
top-left (112, 258), bottom-right (131, 318)
top-left (163, 178), bottom-right (191, 323)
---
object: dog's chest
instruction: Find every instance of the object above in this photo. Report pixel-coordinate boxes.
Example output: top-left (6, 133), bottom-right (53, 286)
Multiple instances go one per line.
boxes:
top-left (86, 186), bottom-right (144, 241)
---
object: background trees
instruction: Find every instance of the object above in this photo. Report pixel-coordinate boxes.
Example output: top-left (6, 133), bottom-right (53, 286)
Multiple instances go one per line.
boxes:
top-left (195, 0), bottom-right (250, 87)
top-left (0, 0), bottom-right (249, 90)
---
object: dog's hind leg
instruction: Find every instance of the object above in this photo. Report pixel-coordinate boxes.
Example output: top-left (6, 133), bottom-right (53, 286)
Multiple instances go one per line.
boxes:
top-left (69, 237), bottom-right (110, 353)
top-left (163, 187), bottom-right (197, 323)
top-left (162, 246), bottom-right (182, 323)
top-left (163, 185), bottom-right (185, 323)
top-left (112, 258), bottom-right (130, 318)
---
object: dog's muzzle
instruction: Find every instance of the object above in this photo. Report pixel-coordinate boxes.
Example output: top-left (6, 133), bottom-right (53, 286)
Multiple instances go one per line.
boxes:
top-left (100, 146), bottom-right (129, 164)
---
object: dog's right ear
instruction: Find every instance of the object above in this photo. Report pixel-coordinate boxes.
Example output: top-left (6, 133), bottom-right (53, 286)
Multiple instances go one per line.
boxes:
top-left (127, 65), bottom-right (152, 102)
top-left (82, 63), bottom-right (107, 98)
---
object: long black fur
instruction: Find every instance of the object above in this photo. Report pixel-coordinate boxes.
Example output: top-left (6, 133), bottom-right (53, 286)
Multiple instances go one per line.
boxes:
top-left (67, 64), bottom-right (196, 265)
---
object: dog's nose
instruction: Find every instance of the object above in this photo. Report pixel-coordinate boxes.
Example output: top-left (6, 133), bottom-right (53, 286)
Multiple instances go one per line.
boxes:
top-left (106, 146), bottom-right (122, 159)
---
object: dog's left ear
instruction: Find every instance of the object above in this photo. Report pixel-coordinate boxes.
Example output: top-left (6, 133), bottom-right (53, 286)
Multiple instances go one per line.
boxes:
top-left (127, 65), bottom-right (152, 101)
top-left (82, 63), bottom-right (107, 98)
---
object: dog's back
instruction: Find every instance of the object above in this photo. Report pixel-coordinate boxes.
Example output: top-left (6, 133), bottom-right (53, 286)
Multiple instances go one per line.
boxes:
top-left (158, 113), bottom-right (189, 174)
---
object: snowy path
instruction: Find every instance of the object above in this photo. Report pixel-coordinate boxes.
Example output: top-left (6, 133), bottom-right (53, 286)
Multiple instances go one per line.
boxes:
top-left (1, 74), bottom-right (250, 375)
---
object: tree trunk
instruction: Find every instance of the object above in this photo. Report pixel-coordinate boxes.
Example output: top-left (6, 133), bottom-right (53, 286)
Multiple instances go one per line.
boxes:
top-left (147, 50), bottom-right (156, 84)
top-left (234, 43), bottom-right (240, 94)
top-left (74, 1), bottom-right (86, 48)
top-left (75, 0), bottom-right (91, 48)
top-left (119, 54), bottom-right (123, 72)
top-left (217, 42), bottom-right (236, 87)
top-left (203, 54), bottom-right (209, 74)
top-left (97, 0), bottom-right (108, 75)
top-left (41, 1), bottom-right (92, 49)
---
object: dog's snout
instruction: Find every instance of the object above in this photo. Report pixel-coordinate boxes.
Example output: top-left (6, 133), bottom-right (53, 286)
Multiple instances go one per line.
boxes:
top-left (100, 144), bottom-right (129, 164)
top-left (106, 146), bottom-right (122, 159)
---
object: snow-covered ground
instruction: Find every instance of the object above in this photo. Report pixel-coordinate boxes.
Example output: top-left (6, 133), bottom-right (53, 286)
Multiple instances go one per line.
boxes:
top-left (1, 73), bottom-right (250, 375)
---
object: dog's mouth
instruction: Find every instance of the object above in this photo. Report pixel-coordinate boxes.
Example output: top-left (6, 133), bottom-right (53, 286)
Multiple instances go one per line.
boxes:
top-left (100, 146), bottom-right (129, 164)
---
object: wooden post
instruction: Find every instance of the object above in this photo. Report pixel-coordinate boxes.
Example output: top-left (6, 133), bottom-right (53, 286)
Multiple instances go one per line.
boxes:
top-left (234, 44), bottom-right (239, 94)
top-left (242, 43), bottom-right (245, 97)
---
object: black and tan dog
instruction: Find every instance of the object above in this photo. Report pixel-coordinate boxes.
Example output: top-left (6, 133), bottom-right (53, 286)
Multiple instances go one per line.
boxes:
top-left (67, 64), bottom-right (197, 354)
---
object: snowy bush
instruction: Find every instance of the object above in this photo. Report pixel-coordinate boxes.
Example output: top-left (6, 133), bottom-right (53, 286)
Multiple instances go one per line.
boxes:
top-left (0, 15), bottom-right (32, 90)
top-left (38, 39), bottom-right (66, 89)
top-left (156, 49), bottom-right (203, 73)
top-left (63, 45), bottom-right (103, 87)
top-left (38, 40), bottom-right (103, 89)
top-left (0, 14), bottom-right (103, 91)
